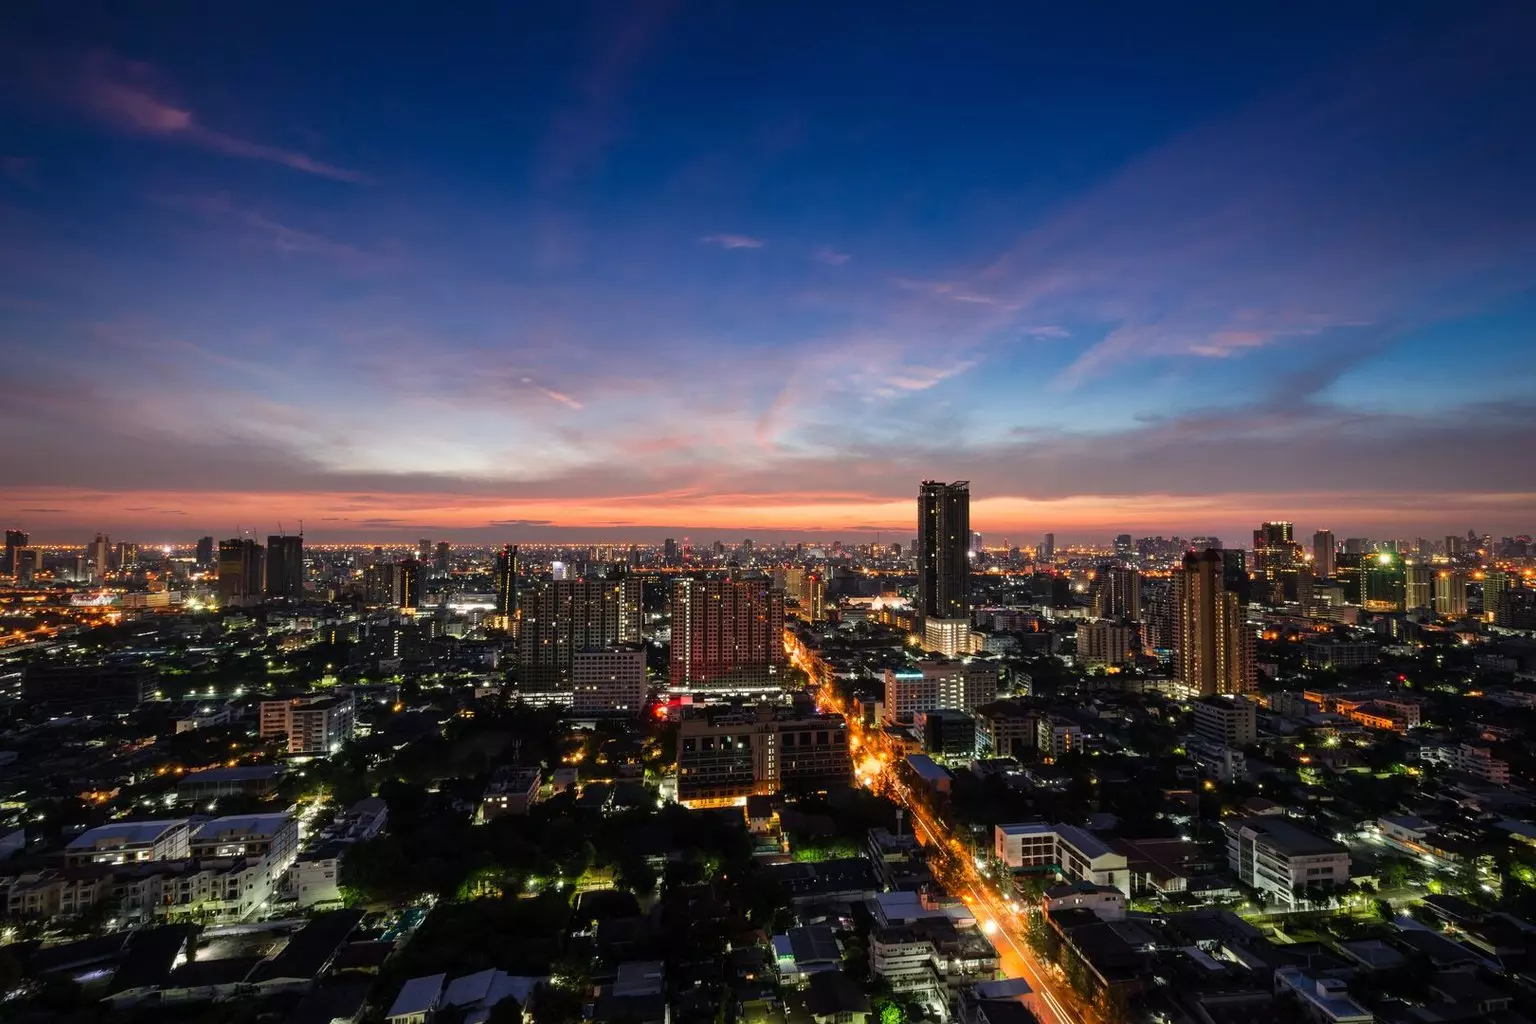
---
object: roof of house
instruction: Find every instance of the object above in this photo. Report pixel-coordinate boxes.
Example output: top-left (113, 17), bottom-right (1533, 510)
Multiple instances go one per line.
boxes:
top-left (249, 909), bottom-right (364, 982)
top-left (386, 973), bottom-right (446, 1019)
top-left (107, 924), bottom-right (193, 995)
top-left (284, 978), bottom-right (374, 1024)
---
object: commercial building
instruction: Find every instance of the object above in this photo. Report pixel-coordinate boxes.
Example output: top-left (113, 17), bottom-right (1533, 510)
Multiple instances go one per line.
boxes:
top-left (265, 534), bottom-right (305, 599)
top-left (1192, 696), bottom-right (1257, 748)
top-left (1173, 549), bottom-right (1255, 696)
top-left (1419, 743), bottom-right (1510, 784)
top-left (65, 820), bottom-right (192, 866)
top-left (571, 646), bottom-right (648, 716)
top-left (1302, 639), bottom-right (1379, 670)
top-left (217, 538), bottom-right (265, 606)
top-left (676, 707), bottom-right (850, 806)
top-left (1076, 620), bottom-right (1135, 668)
top-left (993, 823), bottom-right (1130, 895)
top-left (922, 617), bottom-right (977, 658)
top-left (189, 813), bottom-right (298, 864)
top-left (883, 658), bottom-right (998, 723)
top-left (520, 578), bottom-right (643, 691)
top-left (918, 709), bottom-right (976, 758)
top-left (1226, 818), bottom-right (1349, 909)
top-left (2, 528), bottom-right (26, 576)
top-left (916, 481), bottom-right (971, 622)
top-left (668, 577), bottom-right (785, 693)
top-left (260, 693), bottom-right (356, 755)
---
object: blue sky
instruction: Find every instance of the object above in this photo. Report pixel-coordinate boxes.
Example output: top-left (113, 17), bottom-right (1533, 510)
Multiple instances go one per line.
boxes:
top-left (1, 2), bottom-right (1533, 542)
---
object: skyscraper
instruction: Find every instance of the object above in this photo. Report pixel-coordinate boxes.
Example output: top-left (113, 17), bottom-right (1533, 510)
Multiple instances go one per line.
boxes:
top-left (90, 533), bottom-right (111, 582)
top-left (434, 541), bottom-right (451, 574)
top-left (663, 538), bottom-right (679, 565)
top-left (1173, 549), bottom-right (1254, 697)
top-left (916, 480), bottom-right (970, 621)
top-left (417, 538), bottom-right (432, 562)
top-left (1114, 534), bottom-right (1133, 560)
top-left (1405, 563), bottom-right (1432, 612)
top-left (217, 538), bottom-right (265, 606)
top-left (519, 578), bottom-right (643, 690)
top-left (195, 536), bottom-right (215, 568)
top-left (669, 576), bottom-right (786, 692)
top-left (112, 542), bottom-right (139, 570)
top-left (362, 562), bottom-right (400, 606)
top-left (399, 559), bottom-right (422, 610)
top-left (1039, 533), bottom-right (1055, 562)
top-left (1360, 552), bottom-right (1406, 612)
top-left (1312, 530), bottom-right (1335, 578)
top-left (1090, 565), bottom-right (1141, 621)
top-left (1433, 570), bottom-right (1468, 617)
top-left (265, 535), bottom-right (305, 599)
top-left (13, 547), bottom-right (43, 584)
top-left (3, 529), bottom-right (27, 576)
top-left (494, 544), bottom-right (518, 626)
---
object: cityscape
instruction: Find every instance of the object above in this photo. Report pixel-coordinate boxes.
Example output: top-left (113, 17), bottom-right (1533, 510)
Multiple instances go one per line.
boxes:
top-left (4, 5), bottom-right (1536, 1024)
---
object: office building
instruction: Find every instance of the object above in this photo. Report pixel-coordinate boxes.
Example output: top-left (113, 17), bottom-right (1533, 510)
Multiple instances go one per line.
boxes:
top-left (112, 541), bottom-right (139, 570)
top-left (676, 707), bottom-right (850, 806)
top-left (13, 547), bottom-right (43, 584)
top-left (1219, 547), bottom-right (1252, 605)
top-left (494, 544), bottom-right (518, 626)
top-left (669, 576), bottom-right (785, 692)
top-left (1114, 533), bottom-right (1133, 559)
top-left (399, 558), bottom-right (422, 610)
top-left (1192, 696), bottom-right (1257, 747)
top-left (520, 578), bottom-right (644, 690)
top-left (260, 693), bottom-right (356, 755)
top-left (916, 481), bottom-right (971, 622)
top-left (571, 646), bottom-right (647, 716)
top-left (801, 572), bottom-right (828, 622)
top-left (1359, 552), bottom-right (1406, 612)
top-left (663, 537), bottom-right (679, 565)
top-left (3, 528), bottom-right (27, 576)
top-left (265, 534), bottom-right (305, 599)
top-left (1483, 570), bottom-right (1511, 624)
top-left (1089, 565), bottom-right (1140, 620)
top-left (434, 541), bottom-right (451, 574)
top-left (477, 766), bottom-right (544, 820)
top-left (1039, 534), bottom-right (1055, 562)
top-left (1312, 530), bottom-right (1335, 578)
top-left (1076, 620), bottom-right (1135, 668)
top-left (919, 709), bottom-right (976, 757)
top-left (417, 537), bottom-right (432, 562)
top-left (883, 657), bottom-right (998, 722)
top-left (994, 823), bottom-right (1130, 895)
top-left (217, 538), bottom-right (265, 606)
top-left (195, 536), bottom-right (215, 568)
top-left (1226, 818), bottom-right (1349, 909)
top-left (90, 532), bottom-right (111, 581)
top-left (1173, 549), bottom-right (1255, 696)
top-left (922, 616), bottom-right (976, 657)
top-left (1432, 570), bottom-right (1468, 617)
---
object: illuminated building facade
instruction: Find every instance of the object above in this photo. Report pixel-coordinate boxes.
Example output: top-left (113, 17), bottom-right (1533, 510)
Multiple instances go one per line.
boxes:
top-left (668, 576), bottom-right (785, 692)
top-left (916, 480), bottom-right (971, 622)
top-left (1173, 549), bottom-right (1255, 696)
top-left (494, 544), bottom-right (518, 627)
top-left (520, 578), bottom-right (643, 691)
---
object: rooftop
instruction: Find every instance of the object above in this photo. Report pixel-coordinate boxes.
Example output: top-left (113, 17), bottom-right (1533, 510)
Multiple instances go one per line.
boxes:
top-left (192, 812), bottom-right (292, 843)
top-left (66, 819), bottom-right (186, 850)
top-left (1229, 817), bottom-right (1347, 857)
top-left (387, 973), bottom-right (446, 1019)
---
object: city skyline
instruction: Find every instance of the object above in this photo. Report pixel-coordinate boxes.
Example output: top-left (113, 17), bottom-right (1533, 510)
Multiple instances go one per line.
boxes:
top-left (3, 5), bottom-right (1535, 540)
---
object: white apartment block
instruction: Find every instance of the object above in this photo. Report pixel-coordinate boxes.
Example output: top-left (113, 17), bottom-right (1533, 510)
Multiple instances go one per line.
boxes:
top-left (884, 658), bottom-right (998, 723)
top-left (1419, 743), bottom-right (1509, 784)
top-left (571, 647), bottom-right (647, 716)
top-left (64, 820), bottom-right (191, 867)
top-left (1075, 620), bottom-right (1135, 667)
top-left (1227, 818), bottom-right (1349, 909)
top-left (260, 693), bottom-right (356, 755)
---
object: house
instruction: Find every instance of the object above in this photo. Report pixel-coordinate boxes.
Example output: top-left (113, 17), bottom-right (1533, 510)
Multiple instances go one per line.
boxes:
top-left (805, 970), bottom-right (870, 1024)
top-left (1042, 881), bottom-right (1125, 922)
top-left (771, 926), bottom-right (842, 986)
top-left (442, 969), bottom-right (544, 1024)
top-left (1273, 967), bottom-right (1372, 1024)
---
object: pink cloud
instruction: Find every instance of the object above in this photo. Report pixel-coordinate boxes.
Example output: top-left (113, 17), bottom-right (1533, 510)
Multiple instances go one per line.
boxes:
top-left (74, 54), bottom-right (363, 182)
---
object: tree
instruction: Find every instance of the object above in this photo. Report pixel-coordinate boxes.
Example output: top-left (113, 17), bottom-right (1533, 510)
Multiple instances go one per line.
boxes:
top-left (878, 1000), bottom-right (907, 1024)
top-left (486, 997), bottom-right (523, 1024)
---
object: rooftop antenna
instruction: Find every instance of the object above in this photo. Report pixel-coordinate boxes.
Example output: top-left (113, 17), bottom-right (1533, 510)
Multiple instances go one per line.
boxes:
top-left (298, 519), bottom-right (304, 540)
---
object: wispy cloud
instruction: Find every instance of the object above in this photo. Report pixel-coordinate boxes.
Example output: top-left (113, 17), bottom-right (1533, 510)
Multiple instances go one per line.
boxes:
top-left (519, 377), bottom-right (583, 410)
top-left (814, 247), bottom-right (851, 265)
top-left (167, 194), bottom-right (396, 272)
top-left (72, 54), bottom-right (364, 182)
top-left (700, 233), bottom-right (764, 249)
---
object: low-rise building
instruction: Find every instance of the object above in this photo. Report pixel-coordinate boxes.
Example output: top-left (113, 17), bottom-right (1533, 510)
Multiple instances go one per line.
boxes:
top-left (477, 766), bottom-right (543, 821)
top-left (1419, 743), bottom-right (1509, 784)
top-left (1226, 818), bottom-right (1349, 909)
top-left (1273, 967), bottom-right (1373, 1024)
top-left (65, 820), bottom-right (192, 867)
top-left (993, 823), bottom-right (1129, 895)
top-left (1041, 881), bottom-right (1125, 922)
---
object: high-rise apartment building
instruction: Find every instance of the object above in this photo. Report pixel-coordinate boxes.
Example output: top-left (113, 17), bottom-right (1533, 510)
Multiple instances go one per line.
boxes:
top-left (1433, 570), bottom-right (1469, 617)
top-left (265, 535), bottom-right (305, 599)
top-left (399, 559), bottom-right (422, 610)
top-left (1076, 620), bottom-right (1136, 667)
top-left (669, 576), bottom-right (786, 692)
top-left (494, 544), bottom-right (518, 626)
top-left (195, 536), bottom-right (215, 568)
top-left (112, 542), bottom-right (139, 570)
top-left (1173, 549), bottom-right (1254, 696)
top-left (4, 529), bottom-right (28, 576)
top-left (362, 562), bottom-right (400, 606)
top-left (916, 481), bottom-right (971, 622)
top-left (416, 538), bottom-right (432, 562)
top-left (13, 547), bottom-right (44, 584)
top-left (260, 694), bottom-right (356, 755)
top-left (882, 657), bottom-right (999, 722)
top-left (217, 539), bottom-right (265, 606)
top-left (1039, 533), bottom-right (1055, 562)
top-left (520, 578), bottom-right (644, 690)
top-left (1359, 552), bottom-right (1406, 612)
top-left (434, 541), bottom-right (450, 574)
top-left (1114, 533), bottom-right (1133, 559)
top-left (1089, 565), bottom-right (1140, 620)
top-left (663, 538), bottom-right (679, 565)
top-left (1405, 563), bottom-right (1432, 612)
top-left (1312, 530), bottom-right (1335, 578)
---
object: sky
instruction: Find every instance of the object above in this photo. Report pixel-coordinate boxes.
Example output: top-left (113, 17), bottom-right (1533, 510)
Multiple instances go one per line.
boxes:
top-left (1, 2), bottom-right (1534, 545)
